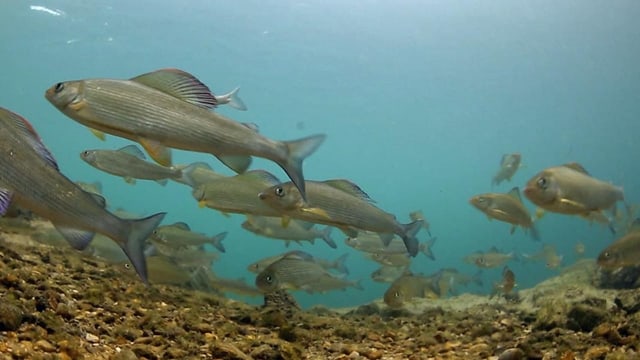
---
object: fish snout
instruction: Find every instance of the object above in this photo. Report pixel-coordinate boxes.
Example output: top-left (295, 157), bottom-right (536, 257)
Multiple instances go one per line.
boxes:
top-left (258, 192), bottom-right (267, 200)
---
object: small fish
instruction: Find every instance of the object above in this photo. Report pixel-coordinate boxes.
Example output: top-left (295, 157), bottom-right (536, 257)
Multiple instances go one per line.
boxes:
top-left (492, 153), bottom-right (521, 186)
top-left (409, 210), bottom-right (432, 236)
top-left (470, 187), bottom-right (539, 240)
top-left (144, 256), bottom-right (196, 285)
top-left (345, 232), bottom-right (437, 260)
top-left (490, 266), bottom-right (516, 298)
top-left (193, 170), bottom-right (282, 217)
top-left (242, 215), bottom-right (336, 248)
top-left (255, 251), bottom-right (359, 293)
top-left (248, 251), bottom-right (349, 275)
top-left (46, 69), bottom-right (326, 200)
top-left (0, 107), bottom-right (165, 283)
top-left (434, 268), bottom-right (483, 297)
top-left (80, 145), bottom-right (201, 186)
top-left (522, 244), bottom-right (563, 270)
top-left (259, 179), bottom-right (422, 256)
top-left (574, 241), bottom-right (586, 258)
top-left (84, 234), bottom-right (128, 263)
top-left (371, 265), bottom-right (409, 283)
top-left (206, 274), bottom-right (263, 297)
top-left (464, 247), bottom-right (516, 269)
top-left (524, 163), bottom-right (624, 220)
top-left (214, 87), bottom-right (247, 111)
top-left (367, 252), bottom-right (412, 267)
top-left (171, 162), bottom-right (223, 188)
top-left (151, 222), bottom-right (227, 252)
top-left (383, 272), bottom-right (439, 308)
top-left (597, 219), bottom-right (640, 269)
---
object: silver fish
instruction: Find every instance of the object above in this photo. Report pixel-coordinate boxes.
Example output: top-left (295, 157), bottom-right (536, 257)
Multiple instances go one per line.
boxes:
top-left (0, 107), bottom-right (165, 283)
top-left (45, 68), bottom-right (325, 200)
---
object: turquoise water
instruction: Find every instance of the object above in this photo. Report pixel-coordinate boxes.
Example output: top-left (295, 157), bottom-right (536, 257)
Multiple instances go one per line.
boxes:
top-left (2, 1), bottom-right (639, 309)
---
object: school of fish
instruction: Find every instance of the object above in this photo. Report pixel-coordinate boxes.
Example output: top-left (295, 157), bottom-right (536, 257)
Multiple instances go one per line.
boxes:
top-left (0, 68), bottom-right (636, 309)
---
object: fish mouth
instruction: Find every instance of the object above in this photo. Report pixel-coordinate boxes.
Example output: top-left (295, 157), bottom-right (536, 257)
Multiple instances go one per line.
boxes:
top-left (258, 192), bottom-right (267, 200)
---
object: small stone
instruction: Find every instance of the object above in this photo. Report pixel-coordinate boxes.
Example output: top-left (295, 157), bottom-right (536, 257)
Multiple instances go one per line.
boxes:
top-left (469, 342), bottom-right (491, 355)
top-left (85, 333), bottom-right (100, 343)
top-left (498, 348), bottom-right (525, 360)
top-left (585, 346), bottom-right (610, 360)
top-left (365, 349), bottom-right (383, 360)
top-left (0, 301), bottom-right (24, 331)
top-left (35, 339), bottom-right (56, 352)
top-left (111, 349), bottom-right (138, 360)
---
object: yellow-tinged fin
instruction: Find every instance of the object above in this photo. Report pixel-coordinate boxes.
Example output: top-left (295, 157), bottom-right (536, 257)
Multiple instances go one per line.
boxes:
top-left (281, 216), bottom-right (291, 228)
top-left (535, 207), bottom-right (545, 220)
top-left (139, 138), bottom-right (172, 167)
top-left (322, 180), bottom-right (375, 203)
top-left (563, 162), bottom-right (590, 175)
top-left (301, 207), bottom-right (332, 220)
top-left (130, 69), bottom-right (218, 109)
top-left (198, 200), bottom-right (207, 208)
top-left (89, 128), bottom-right (106, 141)
top-left (558, 198), bottom-right (589, 211)
top-left (215, 155), bottom-right (251, 174)
top-left (124, 176), bottom-right (136, 185)
top-left (506, 187), bottom-right (523, 203)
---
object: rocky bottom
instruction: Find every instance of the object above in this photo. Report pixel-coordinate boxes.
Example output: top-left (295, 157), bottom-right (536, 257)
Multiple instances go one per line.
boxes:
top-left (0, 227), bottom-right (639, 360)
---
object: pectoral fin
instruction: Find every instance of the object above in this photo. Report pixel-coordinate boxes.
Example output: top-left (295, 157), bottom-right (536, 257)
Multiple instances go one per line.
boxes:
top-left (139, 138), bottom-right (172, 167)
top-left (301, 207), bottom-right (331, 220)
top-left (89, 128), bottom-right (106, 141)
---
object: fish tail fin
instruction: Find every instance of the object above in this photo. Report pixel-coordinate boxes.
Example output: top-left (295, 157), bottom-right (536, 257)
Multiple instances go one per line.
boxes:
top-left (210, 231), bottom-right (227, 253)
top-left (473, 269), bottom-right (484, 287)
top-left (176, 162), bottom-right (207, 187)
top-left (400, 220), bottom-right (422, 257)
top-left (224, 87), bottom-right (247, 111)
top-left (122, 212), bottom-right (167, 284)
top-left (352, 279), bottom-right (364, 291)
top-left (419, 236), bottom-right (437, 260)
top-left (280, 134), bottom-right (326, 201)
top-left (333, 253), bottom-right (350, 275)
top-left (529, 224), bottom-right (540, 241)
top-left (320, 226), bottom-right (336, 248)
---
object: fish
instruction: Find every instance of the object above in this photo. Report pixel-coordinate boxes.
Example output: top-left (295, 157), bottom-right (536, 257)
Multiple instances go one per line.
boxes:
top-left (248, 251), bottom-right (350, 275)
top-left (45, 68), bottom-right (326, 200)
top-left (524, 163), bottom-right (624, 219)
top-left (241, 215), bottom-right (336, 248)
top-left (469, 187), bottom-right (539, 240)
top-left (383, 272), bottom-right (439, 308)
top-left (522, 244), bottom-right (563, 269)
top-left (255, 251), bottom-right (359, 293)
top-left (574, 241), bottom-right (586, 258)
top-left (490, 266), bottom-right (516, 298)
top-left (433, 268), bottom-right (483, 297)
top-left (150, 222), bottom-right (227, 252)
top-left (214, 87), bottom-right (247, 111)
top-left (492, 153), bottom-right (521, 186)
top-left (193, 170), bottom-right (282, 217)
top-left (464, 247), bottom-right (516, 269)
top-left (409, 210), bottom-right (432, 236)
top-left (258, 180), bottom-right (422, 256)
top-left (371, 265), bottom-right (409, 283)
top-left (0, 107), bottom-right (166, 283)
top-left (597, 219), bottom-right (640, 269)
top-left (80, 145), bottom-right (201, 186)
top-left (144, 256), bottom-right (196, 285)
top-left (171, 162), bottom-right (224, 188)
top-left (345, 232), bottom-right (437, 260)
top-left (367, 252), bottom-right (412, 267)
top-left (207, 274), bottom-right (263, 297)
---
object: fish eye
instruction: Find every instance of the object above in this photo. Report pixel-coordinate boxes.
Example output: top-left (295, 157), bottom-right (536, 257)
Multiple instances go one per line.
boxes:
top-left (536, 177), bottom-right (548, 190)
top-left (54, 82), bottom-right (65, 93)
top-left (394, 291), bottom-right (400, 298)
top-left (275, 186), bottom-right (285, 198)
top-left (124, 263), bottom-right (131, 269)
top-left (265, 275), bottom-right (273, 283)
top-left (603, 251), bottom-right (610, 258)
top-left (477, 258), bottom-right (485, 264)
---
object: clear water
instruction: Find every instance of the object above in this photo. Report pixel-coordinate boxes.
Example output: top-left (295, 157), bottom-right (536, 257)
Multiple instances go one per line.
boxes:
top-left (2, 0), bottom-right (639, 309)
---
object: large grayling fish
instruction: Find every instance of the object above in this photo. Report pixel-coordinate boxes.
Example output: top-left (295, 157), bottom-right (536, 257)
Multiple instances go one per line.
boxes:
top-left (0, 107), bottom-right (165, 283)
top-left (45, 68), bottom-right (325, 200)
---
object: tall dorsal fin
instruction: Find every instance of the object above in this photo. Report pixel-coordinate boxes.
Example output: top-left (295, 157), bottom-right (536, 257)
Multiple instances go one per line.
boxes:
top-left (118, 144), bottom-right (146, 159)
top-left (0, 108), bottom-right (58, 170)
top-left (322, 180), bottom-right (375, 203)
top-left (130, 69), bottom-right (218, 109)
top-left (506, 187), bottom-right (523, 203)
top-left (563, 162), bottom-right (589, 175)
top-left (239, 170), bottom-right (280, 185)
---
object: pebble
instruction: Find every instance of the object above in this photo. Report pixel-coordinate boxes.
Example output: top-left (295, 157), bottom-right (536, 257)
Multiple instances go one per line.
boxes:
top-left (85, 333), bottom-right (100, 343)
top-left (35, 339), bottom-right (56, 352)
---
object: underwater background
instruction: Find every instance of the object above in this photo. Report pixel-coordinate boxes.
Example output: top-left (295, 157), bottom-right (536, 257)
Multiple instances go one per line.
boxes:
top-left (2, 0), bottom-right (639, 309)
